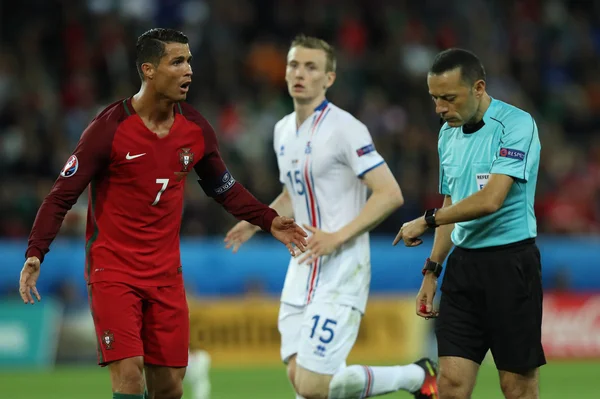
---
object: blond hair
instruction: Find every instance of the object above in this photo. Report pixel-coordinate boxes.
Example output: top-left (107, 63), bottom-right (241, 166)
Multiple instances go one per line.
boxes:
top-left (290, 34), bottom-right (336, 73)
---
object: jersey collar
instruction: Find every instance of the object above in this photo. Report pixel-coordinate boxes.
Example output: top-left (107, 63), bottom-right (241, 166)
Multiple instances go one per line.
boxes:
top-left (461, 97), bottom-right (497, 134)
top-left (462, 119), bottom-right (485, 134)
top-left (314, 98), bottom-right (329, 111)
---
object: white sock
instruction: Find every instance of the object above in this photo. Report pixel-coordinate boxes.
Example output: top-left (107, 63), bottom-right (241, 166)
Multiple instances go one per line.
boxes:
top-left (188, 350), bottom-right (211, 399)
top-left (295, 395), bottom-right (305, 399)
top-left (329, 364), bottom-right (425, 398)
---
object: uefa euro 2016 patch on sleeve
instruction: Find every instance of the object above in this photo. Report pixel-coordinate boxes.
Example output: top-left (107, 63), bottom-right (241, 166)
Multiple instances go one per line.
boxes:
top-left (356, 144), bottom-right (375, 157)
top-left (60, 155), bottom-right (79, 177)
top-left (214, 170), bottom-right (236, 195)
top-left (499, 148), bottom-right (525, 160)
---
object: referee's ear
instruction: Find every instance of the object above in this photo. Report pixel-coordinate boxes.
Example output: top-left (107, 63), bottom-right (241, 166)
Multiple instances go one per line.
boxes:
top-left (474, 79), bottom-right (486, 98)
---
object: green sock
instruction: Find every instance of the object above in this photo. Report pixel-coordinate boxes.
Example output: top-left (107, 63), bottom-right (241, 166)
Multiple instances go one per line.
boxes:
top-left (112, 394), bottom-right (144, 399)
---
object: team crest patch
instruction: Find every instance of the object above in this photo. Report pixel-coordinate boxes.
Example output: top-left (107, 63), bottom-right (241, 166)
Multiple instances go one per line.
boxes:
top-left (60, 155), bottom-right (79, 178)
top-left (499, 148), bottom-right (525, 160)
top-left (356, 144), bottom-right (375, 157)
top-left (174, 148), bottom-right (195, 181)
top-left (179, 148), bottom-right (194, 171)
top-left (305, 141), bottom-right (312, 154)
top-left (102, 330), bottom-right (114, 350)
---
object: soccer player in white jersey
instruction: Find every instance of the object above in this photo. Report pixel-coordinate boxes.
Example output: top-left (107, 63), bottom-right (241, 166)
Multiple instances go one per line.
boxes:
top-left (224, 35), bottom-right (439, 399)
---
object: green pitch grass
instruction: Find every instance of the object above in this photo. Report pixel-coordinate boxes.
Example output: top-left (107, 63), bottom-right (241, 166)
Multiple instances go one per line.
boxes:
top-left (0, 362), bottom-right (595, 398)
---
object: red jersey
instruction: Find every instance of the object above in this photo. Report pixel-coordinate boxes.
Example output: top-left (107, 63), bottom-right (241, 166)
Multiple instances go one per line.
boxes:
top-left (26, 98), bottom-right (277, 286)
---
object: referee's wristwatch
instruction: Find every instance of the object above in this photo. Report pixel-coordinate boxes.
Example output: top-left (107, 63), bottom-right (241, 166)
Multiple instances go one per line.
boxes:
top-left (422, 258), bottom-right (443, 278)
top-left (424, 208), bottom-right (439, 229)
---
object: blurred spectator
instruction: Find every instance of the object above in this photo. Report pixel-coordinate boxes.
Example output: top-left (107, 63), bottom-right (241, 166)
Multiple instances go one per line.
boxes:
top-left (1, 0), bottom-right (599, 238)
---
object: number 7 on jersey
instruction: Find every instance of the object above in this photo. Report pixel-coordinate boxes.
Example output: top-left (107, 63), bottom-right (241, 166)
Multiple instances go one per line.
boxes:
top-left (152, 178), bottom-right (169, 205)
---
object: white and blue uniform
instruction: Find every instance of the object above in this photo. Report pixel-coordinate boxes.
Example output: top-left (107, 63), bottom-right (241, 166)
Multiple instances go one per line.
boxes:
top-left (273, 100), bottom-right (385, 374)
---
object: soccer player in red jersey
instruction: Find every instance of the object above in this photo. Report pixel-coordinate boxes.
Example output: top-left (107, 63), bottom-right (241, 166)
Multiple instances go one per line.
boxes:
top-left (18, 28), bottom-right (307, 399)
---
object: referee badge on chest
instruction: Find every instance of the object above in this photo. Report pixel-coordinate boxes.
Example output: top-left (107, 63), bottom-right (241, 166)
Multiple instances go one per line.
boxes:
top-left (476, 173), bottom-right (490, 190)
top-left (175, 148), bottom-right (195, 181)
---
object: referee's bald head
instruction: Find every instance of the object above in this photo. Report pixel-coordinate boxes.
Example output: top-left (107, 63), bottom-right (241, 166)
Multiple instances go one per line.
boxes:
top-left (429, 48), bottom-right (486, 86)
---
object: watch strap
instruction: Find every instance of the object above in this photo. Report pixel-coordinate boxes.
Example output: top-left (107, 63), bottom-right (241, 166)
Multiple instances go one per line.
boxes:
top-left (424, 208), bottom-right (439, 229)
top-left (422, 258), bottom-right (443, 278)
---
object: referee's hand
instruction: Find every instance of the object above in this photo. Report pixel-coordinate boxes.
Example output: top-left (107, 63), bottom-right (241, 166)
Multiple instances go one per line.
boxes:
top-left (392, 216), bottom-right (428, 247)
top-left (416, 272), bottom-right (438, 319)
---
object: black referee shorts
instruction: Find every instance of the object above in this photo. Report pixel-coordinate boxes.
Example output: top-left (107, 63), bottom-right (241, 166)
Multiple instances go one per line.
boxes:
top-left (435, 238), bottom-right (546, 374)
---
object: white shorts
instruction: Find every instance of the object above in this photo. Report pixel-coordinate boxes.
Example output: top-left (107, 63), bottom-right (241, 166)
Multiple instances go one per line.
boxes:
top-left (278, 301), bottom-right (362, 375)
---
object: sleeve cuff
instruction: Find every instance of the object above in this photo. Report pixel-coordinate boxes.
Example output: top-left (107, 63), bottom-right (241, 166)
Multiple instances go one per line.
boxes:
top-left (25, 247), bottom-right (44, 263)
top-left (261, 208), bottom-right (278, 233)
top-left (357, 160), bottom-right (385, 178)
top-left (490, 168), bottom-right (526, 182)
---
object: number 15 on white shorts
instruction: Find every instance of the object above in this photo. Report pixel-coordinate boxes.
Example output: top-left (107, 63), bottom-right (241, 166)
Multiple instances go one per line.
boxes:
top-left (279, 302), bottom-right (362, 375)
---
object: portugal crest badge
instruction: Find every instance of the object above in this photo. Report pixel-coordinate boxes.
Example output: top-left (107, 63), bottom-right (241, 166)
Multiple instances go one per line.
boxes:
top-left (175, 148), bottom-right (195, 181)
top-left (102, 330), bottom-right (114, 350)
top-left (179, 148), bottom-right (194, 172)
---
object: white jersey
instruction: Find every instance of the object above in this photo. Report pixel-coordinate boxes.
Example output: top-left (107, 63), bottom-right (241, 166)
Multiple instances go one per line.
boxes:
top-left (273, 100), bottom-right (385, 313)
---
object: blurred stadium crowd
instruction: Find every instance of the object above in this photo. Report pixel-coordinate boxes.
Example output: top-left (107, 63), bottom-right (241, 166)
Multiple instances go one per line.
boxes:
top-left (1, 0), bottom-right (599, 239)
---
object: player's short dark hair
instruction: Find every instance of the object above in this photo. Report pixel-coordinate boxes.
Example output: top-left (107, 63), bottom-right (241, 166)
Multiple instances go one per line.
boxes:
top-left (290, 34), bottom-right (336, 73)
top-left (136, 28), bottom-right (189, 80)
top-left (429, 48), bottom-right (486, 85)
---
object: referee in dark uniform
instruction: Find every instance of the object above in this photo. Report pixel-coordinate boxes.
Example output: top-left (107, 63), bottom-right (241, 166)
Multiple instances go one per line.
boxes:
top-left (394, 48), bottom-right (545, 399)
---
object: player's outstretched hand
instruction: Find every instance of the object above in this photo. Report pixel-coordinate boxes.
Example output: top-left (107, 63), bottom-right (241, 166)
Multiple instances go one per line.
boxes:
top-left (297, 225), bottom-right (342, 265)
top-left (416, 272), bottom-right (438, 319)
top-left (224, 220), bottom-right (260, 253)
top-left (271, 216), bottom-right (308, 256)
top-left (19, 256), bottom-right (42, 305)
top-left (392, 216), bottom-right (427, 247)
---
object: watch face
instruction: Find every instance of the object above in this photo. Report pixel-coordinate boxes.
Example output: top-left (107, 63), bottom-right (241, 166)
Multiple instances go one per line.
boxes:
top-left (426, 216), bottom-right (437, 228)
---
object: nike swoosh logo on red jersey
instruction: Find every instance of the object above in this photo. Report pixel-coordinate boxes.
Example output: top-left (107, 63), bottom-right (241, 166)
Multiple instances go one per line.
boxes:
top-left (126, 152), bottom-right (146, 160)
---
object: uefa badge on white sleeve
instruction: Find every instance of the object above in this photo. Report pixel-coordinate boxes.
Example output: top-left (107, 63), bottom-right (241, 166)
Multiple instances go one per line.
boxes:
top-left (355, 144), bottom-right (375, 157)
top-left (60, 155), bottom-right (79, 178)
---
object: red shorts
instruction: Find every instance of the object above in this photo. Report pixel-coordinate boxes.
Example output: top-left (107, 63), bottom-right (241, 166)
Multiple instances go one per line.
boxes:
top-left (87, 281), bottom-right (189, 367)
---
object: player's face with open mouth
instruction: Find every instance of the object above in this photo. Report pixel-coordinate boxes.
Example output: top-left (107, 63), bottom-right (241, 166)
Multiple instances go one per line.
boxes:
top-left (427, 68), bottom-right (480, 127)
top-left (285, 46), bottom-right (332, 103)
top-left (156, 42), bottom-right (193, 101)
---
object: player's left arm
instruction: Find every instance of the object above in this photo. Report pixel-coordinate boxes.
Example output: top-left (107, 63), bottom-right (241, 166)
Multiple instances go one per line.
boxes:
top-left (189, 111), bottom-right (277, 232)
top-left (336, 164), bottom-right (404, 243)
top-left (336, 122), bottom-right (404, 242)
top-left (187, 107), bottom-right (306, 254)
top-left (433, 114), bottom-right (538, 226)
